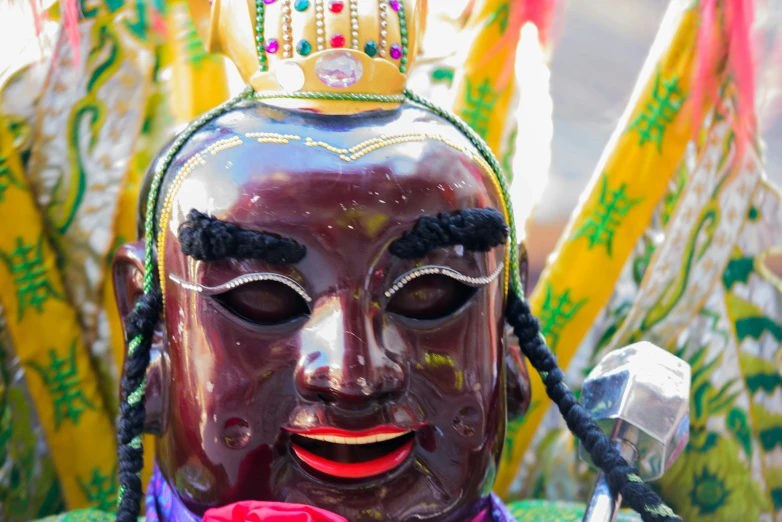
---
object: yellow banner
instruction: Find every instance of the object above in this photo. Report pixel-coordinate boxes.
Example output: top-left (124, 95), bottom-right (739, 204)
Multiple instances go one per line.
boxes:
top-left (0, 120), bottom-right (117, 510)
top-left (451, 0), bottom-right (519, 158)
top-left (495, 7), bottom-right (705, 495)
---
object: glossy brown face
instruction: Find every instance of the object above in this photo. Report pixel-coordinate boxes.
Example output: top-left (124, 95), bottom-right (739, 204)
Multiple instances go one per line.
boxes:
top-left (127, 102), bottom-right (517, 521)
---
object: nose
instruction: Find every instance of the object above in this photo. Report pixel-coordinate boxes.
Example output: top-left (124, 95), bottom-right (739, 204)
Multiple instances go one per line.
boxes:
top-left (296, 294), bottom-right (406, 410)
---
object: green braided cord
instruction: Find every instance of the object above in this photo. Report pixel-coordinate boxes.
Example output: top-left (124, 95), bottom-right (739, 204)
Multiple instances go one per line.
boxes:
top-left (117, 87), bottom-right (254, 509)
top-left (402, 89), bottom-right (522, 299)
top-left (127, 335), bottom-right (142, 356)
top-left (395, 1), bottom-right (409, 73)
top-left (142, 86), bottom-right (255, 292)
top-left (252, 91), bottom-right (406, 103)
top-left (129, 436), bottom-right (142, 450)
top-left (254, 0), bottom-right (268, 72)
top-left (127, 377), bottom-right (146, 406)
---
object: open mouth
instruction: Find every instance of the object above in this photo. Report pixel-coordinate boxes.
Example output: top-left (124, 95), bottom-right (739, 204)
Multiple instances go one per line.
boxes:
top-left (287, 428), bottom-right (416, 479)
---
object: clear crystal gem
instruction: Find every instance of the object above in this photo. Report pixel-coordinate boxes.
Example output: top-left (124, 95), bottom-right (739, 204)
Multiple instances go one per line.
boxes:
top-left (315, 51), bottom-right (363, 88)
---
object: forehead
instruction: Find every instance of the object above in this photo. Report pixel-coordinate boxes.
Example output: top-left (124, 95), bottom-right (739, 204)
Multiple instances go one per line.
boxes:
top-left (161, 103), bottom-right (504, 240)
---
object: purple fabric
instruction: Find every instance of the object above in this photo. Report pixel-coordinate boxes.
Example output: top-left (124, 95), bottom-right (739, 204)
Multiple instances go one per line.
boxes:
top-left (146, 466), bottom-right (516, 522)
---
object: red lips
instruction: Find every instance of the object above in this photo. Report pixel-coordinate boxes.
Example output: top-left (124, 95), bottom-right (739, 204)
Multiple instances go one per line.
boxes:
top-left (286, 426), bottom-right (416, 479)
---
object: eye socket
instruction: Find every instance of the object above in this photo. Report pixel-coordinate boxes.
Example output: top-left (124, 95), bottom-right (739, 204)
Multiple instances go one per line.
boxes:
top-left (386, 274), bottom-right (477, 321)
top-left (212, 280), bottom-right (310, 326)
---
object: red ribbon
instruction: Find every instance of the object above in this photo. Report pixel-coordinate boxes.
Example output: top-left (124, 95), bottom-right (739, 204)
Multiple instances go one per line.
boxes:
top-left (203, 501), bottom-right (349, 522)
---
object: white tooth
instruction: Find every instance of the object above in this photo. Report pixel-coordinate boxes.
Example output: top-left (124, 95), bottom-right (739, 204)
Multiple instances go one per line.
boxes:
top-left (324, 435), bottom-right (336, 443)
top-left (372, 435), bottom-right (379, 443)
top-left (333, 436), bottom-right (346, 444)
top-left (376, 434), bottom-right (389, 442)
top-left (345, 437), bottom-right (357, 445)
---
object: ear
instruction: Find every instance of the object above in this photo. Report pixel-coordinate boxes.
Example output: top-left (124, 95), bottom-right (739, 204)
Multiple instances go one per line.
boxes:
top-left (113, 241), bottom-right (168, 435)
top-left (505, 324), bottom-right (531, 422)
top-left (506, 241), bottom-right (531, 421)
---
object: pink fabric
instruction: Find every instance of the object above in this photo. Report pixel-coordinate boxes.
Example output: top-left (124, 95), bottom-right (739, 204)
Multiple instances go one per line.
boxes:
top-left (693, 0), bottom-right (757, 158)
top-left (202, 502), bottom-right (349, 522)
top-left (466, 507), bottom-right (493, 522)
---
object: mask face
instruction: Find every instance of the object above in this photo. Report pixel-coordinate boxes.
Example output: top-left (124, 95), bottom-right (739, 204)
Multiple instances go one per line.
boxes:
top-left (141, 103), bottom-right (513, 521)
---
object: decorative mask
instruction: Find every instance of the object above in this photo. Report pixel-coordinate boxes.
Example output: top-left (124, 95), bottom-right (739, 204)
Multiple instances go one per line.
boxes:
top-left (112, 2), bottom-right (679, 521)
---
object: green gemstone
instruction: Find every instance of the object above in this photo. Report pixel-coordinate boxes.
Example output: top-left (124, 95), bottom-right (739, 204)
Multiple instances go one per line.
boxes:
top-left (400, 66), bottom-right (407, 73)
top-left (401, 57), bottom-right (408, 64)
top-left (400, 28), bottom-right (407, 36)
top-left (297, 39), bottom-right (312, 56)
top-left (364, 40), bottom-right (379, 57)
top-left (401, 37), bottom-right (408, 45)
top-left (256, 35), bottom-right (262, 42)
top-left (294, 0), bottom-right (309, 11)
top-left (260, 54), bottom-right (267, 62)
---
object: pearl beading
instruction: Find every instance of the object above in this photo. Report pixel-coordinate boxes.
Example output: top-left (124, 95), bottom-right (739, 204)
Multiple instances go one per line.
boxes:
top-left (158, 153), bottom-right (207, 292)
top-left (204, 136), bottom-right (243, 155)
top-left (315, 0), bottom-right (326, 51)
top-left (246, 132), bottom-right (302, 144)
top-left (170, 272), bottom-right (312, 302)
top-left (384, 262), bottom-right (505, 299)
top-left (282, 0), bottom-right (294, 58)
top-left (349, 0), bottom-right (360, 50)
top-left (378, 0), bottom-right (389, 57)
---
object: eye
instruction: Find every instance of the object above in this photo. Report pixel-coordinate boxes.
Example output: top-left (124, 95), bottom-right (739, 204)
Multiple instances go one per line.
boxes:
top-left (386, 274), bottom-right (477, 320)
top-left (212, 280), bottom-right (310, 325)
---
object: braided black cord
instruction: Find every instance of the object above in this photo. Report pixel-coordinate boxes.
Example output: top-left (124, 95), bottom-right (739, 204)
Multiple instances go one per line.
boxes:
top-left (506, 294), bottom-right (681, 522)
top-left (178, 209), bottom-right (306, 264)
top-left (389, 208), bottom-right (509, 259)
top-left (116, 289), bottom-right (162, 522)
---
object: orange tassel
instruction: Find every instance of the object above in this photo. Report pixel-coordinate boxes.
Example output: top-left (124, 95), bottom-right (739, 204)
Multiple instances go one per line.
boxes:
top-left (479, 0), bottom-right (561, 90)
top-left (693, 0), bottom-right (757, 157)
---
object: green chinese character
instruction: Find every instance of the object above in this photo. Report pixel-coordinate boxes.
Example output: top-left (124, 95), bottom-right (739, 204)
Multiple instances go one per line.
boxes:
top-left (627, 68), bottom-right (685, 152)
top-left (538, 283), bottom-right (586, 352)
top-left (0, 155), bottom-right (23, 202)
top-left (572, 176), bottom-right (643, 256)
top-left (487, 2), bottom-right (510, 34)
top-left (460, 78), bottom-right (499, 139)
top-left (0, 236), bottom-right (62, 321)
top-left (26, 341), bottom-right (95, 429)
top-left (78, 467), bottom-right (117, 512)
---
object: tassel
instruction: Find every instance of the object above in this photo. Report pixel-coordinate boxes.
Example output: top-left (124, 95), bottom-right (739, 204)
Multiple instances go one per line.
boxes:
top-left (693, 0), bottom-right (757, 156)
top-left (480, 0), bottom-right (561, 90)
top-left (692, 0), bottom-right (718, 136)
top-left (726, 0), bottom-right (756, 154)
top-left (61, 0), bottom-right (81, 63)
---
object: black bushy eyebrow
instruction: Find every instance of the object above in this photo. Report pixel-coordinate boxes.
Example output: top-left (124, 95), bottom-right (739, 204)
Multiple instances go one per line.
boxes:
top-left (389, 208), bottom-right (509, 259)
top-left (177, 209), bottom-right (306, 264)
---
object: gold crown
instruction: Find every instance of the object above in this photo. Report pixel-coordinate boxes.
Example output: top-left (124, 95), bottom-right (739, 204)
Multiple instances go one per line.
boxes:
top-left (187, 0), bottom-right (426, 111)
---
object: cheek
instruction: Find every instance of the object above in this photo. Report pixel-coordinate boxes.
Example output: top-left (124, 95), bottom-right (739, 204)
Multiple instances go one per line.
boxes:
top-left (165, 292), bottom-right (301, 439)
top-left (397, 286), bottom-right (503, 447)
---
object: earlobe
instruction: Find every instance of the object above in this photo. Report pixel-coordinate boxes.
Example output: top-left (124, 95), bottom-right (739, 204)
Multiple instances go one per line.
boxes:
top-left (112, 241), bottom-right (168, 435)
top-left (505, 324), bottom-right (531, 422)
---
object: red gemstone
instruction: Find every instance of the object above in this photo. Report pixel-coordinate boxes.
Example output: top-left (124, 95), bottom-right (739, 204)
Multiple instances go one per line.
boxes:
top-left (330, 34), bottom-right (345, 47)
top-left (329, 0), bottom-right (344, 13)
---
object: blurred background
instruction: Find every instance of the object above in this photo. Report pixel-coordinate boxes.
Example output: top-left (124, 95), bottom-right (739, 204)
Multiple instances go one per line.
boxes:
top-left (2, 0), bottom-right (780, 284)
